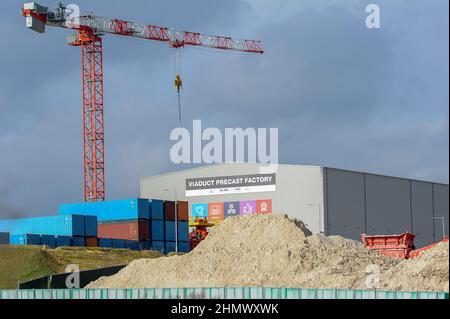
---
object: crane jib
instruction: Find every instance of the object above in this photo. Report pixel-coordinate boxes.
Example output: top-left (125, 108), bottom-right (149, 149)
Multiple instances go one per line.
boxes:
top-left (22, 2), bottom-right (264, 53)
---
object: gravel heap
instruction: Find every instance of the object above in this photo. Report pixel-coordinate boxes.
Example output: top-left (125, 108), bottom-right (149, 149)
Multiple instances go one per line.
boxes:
top-left (380, 241), bottom-right (449, 292)
top-left (87, 215), bottom-right (448, 292)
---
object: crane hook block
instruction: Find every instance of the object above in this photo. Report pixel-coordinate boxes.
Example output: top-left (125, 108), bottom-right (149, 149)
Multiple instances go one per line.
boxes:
top-left (174, 74), bottom-right (183, 91)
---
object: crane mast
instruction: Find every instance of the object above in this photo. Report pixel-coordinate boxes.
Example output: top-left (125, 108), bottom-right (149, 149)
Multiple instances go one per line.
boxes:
top-left (22, 2), bottom-right (263, 202)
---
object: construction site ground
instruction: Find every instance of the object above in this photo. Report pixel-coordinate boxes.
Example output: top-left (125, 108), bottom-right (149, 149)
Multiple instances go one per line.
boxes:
top-left (0, 245), bottom-right (163, 289)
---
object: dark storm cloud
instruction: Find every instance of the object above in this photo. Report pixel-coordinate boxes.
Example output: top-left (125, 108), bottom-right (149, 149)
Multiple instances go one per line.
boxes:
top-left (0, 0), bottom-right (250, 215)
top-left (186, 5), bottom-right (392, 124)
top-left (0, 0), bottom-right (250, 131)
top-left (0, 0), bottom-right (448, 217)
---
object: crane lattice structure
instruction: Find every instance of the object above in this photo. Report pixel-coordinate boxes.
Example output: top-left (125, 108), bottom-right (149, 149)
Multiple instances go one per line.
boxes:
top-left (22, 2), bottom-right (263, 202)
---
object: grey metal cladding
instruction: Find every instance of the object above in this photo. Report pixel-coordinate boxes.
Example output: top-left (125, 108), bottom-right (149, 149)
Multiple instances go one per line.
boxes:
top-left (411, 181), bottom-right (434, 248)
top-left (325, 168), bottom-right (366, 241)
top-left (433, 184), bottom-right (449, 242)
top-left (365, 175), bottom-right (411, 235)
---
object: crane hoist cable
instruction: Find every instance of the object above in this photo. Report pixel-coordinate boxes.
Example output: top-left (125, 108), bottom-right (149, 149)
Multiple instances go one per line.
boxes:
top-left (173, 47), bottom-right (183, 126)
top-left (174, 74), bottom-right (183, 126)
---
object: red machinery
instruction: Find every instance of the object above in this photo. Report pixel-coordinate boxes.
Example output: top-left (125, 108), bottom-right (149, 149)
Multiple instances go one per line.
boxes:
top-left (362, 233), bottom-right (448, 259)
top-left (22, 2), bottom-right (263, 202)
top-left (189, 217), bottom-right (215, 251)
top-left (361, 232), bottom-right (415, 259)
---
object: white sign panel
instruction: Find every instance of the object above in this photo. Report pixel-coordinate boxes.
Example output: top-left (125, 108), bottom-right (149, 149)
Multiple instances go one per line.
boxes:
top-left (185, 174), bottom-right (276, 197)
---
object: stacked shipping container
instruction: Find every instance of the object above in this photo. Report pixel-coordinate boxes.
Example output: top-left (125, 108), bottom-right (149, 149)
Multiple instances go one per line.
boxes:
top-left (163, 201), bottom-right (189, 253)
top-left (58, 198), bottom-right (190, 252)
top-left (9, 234), bottom-right (91, 247)
top-left (0, 199), bottom-right (190, 252)
top-left (150, 200), bottom-right (165, 252)
top-left (59, 199), bottom-right (152, 249)
top-left (0, 215), bottom-right (96, 237)
top-left (0, 232), bottom-right (9, 245)
top-left (0, 215), bottom-right (97, 247)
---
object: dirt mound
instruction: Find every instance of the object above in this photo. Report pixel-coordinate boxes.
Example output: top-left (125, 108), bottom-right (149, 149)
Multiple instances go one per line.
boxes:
top-left (88, 214), bottom-right (399, 289)
top-left (380, 241), bottom-right (449, 292)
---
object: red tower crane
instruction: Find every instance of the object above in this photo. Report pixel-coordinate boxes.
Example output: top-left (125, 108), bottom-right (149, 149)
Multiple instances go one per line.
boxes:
top-left (21, 2), bottom-right (264, 202)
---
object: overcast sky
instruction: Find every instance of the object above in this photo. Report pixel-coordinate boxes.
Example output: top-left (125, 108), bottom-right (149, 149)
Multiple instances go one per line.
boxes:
top-left (0, 0), bottom-right (448, 217)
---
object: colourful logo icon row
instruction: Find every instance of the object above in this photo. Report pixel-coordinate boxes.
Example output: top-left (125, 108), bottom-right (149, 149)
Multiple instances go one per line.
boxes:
top-left (191, 200), bottom-right (272, 221)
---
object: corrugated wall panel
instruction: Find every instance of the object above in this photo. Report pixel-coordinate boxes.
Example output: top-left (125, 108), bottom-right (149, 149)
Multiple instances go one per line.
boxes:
top-left (324, 168), bottom-right (366, 241)
top-left (365, 175), bottom-right (411, 235)
top-left (411, 181), bottom-right (434, 248)
top-left (433, 184), bottom-right (449, 242)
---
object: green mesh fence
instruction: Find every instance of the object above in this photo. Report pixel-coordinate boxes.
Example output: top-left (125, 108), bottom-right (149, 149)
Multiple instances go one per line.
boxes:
top-left (0, 288), bottom-right (448, 299)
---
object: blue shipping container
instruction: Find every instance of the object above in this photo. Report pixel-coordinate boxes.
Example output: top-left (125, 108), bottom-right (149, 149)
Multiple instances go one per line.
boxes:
top-left (71, 237), bottom-right (85, 247)
top-left (0, 232), bottom-right (9, 245)
top-left (99, 238), bottom-right (113, 248)
top-left (165, 241), bottom-right (190, 253)
top-left (58, 199), bottom-right (150, 222)
top-left (40, 235), bottom-right (57, 248)
top-left (178, 241), bottom-right (190, 253)
top-left (165, 221), bottom-right (176, 241)
top-left (112, 239), bottom-right (126, 249)
top-left (165, 241), bottom-right (176, 254)
top-left (151, 241), bottom-right (165, 253)
top-left (125, 240), bottom-right (139, 251)
top-left (149, 200), bottom-right (164, 220)
top-left (177, 221), bottom-right (189, 242)
top-left (0, 215), bottom-right (86, 237)
top-left (10, 234), bottom-right (40, 245)
top-left (138, 241), bottom-right (151, 251)
top-left (56, 236), bottom-right (71, 247)
top-left (84, 215), bottom-right (98, 237)
top-left (151, 220), bottom-right (164, 241)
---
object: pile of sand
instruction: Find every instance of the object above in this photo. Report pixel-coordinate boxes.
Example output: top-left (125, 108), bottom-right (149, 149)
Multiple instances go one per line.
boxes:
top-left (87, 215), bottom-right (392, 289)
top-left (380, 241), bottom-right (449, 292)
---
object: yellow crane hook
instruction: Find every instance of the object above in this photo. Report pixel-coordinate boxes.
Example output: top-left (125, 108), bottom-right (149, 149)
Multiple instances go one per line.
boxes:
top-left (174, 74), bottom-right (183, 92)
top-left (174, 74), bottom-right (183, 126)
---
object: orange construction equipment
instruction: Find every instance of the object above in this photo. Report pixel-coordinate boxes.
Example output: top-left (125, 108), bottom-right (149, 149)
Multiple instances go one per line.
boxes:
top-left (189, 216), bottom-right (215, 251)
top-left (361, 232), bottom-right (415, 259)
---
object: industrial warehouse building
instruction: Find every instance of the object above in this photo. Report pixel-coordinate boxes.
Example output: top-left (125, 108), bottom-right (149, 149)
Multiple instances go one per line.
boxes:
top-left (140, 163), bottom-right (449, 248)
